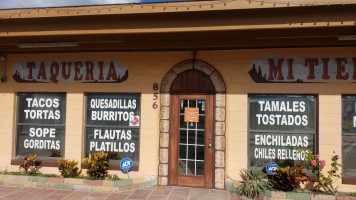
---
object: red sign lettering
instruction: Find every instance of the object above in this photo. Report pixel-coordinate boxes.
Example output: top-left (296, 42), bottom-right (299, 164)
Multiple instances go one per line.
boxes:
top-left (250, 57), bottom-right (356, 83)
top-left (13, 60), bottom-right (128, 83)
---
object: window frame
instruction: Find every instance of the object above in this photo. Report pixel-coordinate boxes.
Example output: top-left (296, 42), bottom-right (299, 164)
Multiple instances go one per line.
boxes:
top-left (341, 94), bottom-right (356, 185)
top-left (83, 92), bottom-right (141, 171)
top-left (12, 92), bottom-right (67, 167)
top-left (247, 93), bottom-right (318, 170)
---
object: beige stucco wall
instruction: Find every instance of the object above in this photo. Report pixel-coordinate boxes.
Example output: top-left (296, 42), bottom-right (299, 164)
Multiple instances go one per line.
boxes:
top-left (196, 47), bottom-right (356, 192)
top-left (0, 47), bottom-right (355, 192)
top-left (0, 52), bottom-right (192, 177)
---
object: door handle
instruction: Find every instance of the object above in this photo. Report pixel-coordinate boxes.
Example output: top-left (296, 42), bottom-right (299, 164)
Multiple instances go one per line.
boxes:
top-left (208, 143), bottom-right (212, 148)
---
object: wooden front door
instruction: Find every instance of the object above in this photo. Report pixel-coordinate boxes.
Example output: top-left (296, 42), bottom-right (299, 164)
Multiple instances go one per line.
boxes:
top-left (168, 94), bottom-right (214, 188)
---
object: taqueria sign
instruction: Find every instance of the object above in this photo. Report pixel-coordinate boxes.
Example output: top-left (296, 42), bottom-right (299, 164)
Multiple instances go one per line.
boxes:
top-left (13, 60), bottom-right (128, 83)
top-left (249, 57), bottom-right (356, 83)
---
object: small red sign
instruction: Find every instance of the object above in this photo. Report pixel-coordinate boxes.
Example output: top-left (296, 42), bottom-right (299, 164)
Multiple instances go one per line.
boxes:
top-left (130, 116), bottom-right (140, 126)
top-left (184, 107), bottom-right (199, 122)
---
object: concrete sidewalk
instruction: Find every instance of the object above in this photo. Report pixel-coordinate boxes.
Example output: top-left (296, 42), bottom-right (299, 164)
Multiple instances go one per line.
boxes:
top-left (0, 185), bottom-right (242, 200)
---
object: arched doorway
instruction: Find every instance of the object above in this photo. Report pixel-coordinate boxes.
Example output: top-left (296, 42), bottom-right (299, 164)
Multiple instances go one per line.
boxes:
top-left (158, 59), bottom-right (226, 189)
top-left (169, 69), bottom-right (215, 188)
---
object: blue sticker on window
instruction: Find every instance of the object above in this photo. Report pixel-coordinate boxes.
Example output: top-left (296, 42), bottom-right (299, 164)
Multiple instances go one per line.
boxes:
top-left (266, 162), bottom-right (279, 175)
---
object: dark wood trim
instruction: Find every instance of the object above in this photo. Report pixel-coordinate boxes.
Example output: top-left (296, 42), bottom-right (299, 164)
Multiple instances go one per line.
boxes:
top-left (168, 94), bottom-right (179, 185)
top-left (11, 158), bottom-right (58, 167)
top-left (2, 5), bottom-right (356, 53)
top-left (168, 94), bottom-right (214, 188)
top-left (178, 176), bottom-right (205, 188)
top-left (80, 163), bottom-right (139, 171)
top-left (3, 5), bottom-right (356, 34)
top-left (342, 176), bottom-right (356, 185)
top-left (108, 164), bottom-right (139, 171)
top-left (306, 173), bottom-right (317, 182)
top-left (12, 158), bottom-right (139, 171)
top-left (171, 70), bottom-right (215, 94)
top-left (204, 94), bottom-right (214, 188)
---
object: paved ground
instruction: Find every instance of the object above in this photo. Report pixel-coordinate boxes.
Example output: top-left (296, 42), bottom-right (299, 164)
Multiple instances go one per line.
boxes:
top-left (0, 185), bottom-right (242, 200)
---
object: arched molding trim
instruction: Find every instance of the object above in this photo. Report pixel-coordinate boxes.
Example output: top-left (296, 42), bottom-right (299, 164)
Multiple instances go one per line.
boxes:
top-left (158, 59), bottom-right (226, 189)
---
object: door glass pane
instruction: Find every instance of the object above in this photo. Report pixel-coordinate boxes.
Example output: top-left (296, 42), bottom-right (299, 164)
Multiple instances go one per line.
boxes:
top-left (187, 161), bottom-right (196, 175)
top-left (178, 99), bottom-right (205, 176)
top-left (179, 144), bottom-right (187, 159)
top-left (196, 161), bottom-right (204, 175)
top-left (197, 116), bottom-right (205, 130)
top-left (197, 131), bottom-right (204, 145)
top-left (179, 130), bottom-right (187, 144)
top-left (178, 160), bottom-right (187, 175)
top-left (196, 146), bottom-right (204, 160)
top-left (188, 146), bottom-right (195, 160)
top-left (188, 130), bottom-right (196, 145)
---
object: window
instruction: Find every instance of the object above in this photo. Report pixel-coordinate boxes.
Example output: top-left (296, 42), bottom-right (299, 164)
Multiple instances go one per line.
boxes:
top-left (85, 93), bottom-right (141, 169)
top-left (16, 93), bottom-right (66, 158)
top-left (342, 95), bottom-right (356, 177)
top-left (248, 94), bottom-right (317, 169)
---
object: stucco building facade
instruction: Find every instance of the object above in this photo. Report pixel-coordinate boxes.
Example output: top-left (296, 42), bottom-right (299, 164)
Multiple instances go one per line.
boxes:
top-left (0, 0), bottom-right (356, 192)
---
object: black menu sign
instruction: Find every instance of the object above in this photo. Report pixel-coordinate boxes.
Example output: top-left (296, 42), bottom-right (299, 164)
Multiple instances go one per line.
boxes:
top-left (85, 93), bottom-right (141, 167)
top-left (17, 93), bottom-right (66, 157)
top-left (249, 94), bottom-right (316, 167)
